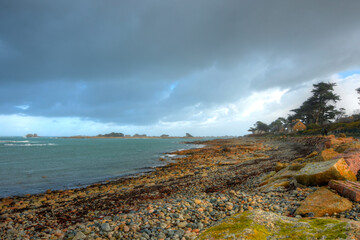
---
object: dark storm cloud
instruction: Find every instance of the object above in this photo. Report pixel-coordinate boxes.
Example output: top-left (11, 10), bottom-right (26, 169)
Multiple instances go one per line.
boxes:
top-left (1, 0), bottom-right (360, 124)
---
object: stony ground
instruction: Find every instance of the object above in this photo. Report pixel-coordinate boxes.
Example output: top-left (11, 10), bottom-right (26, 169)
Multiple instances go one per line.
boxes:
top-left (2, 136), bottom-right (356, 240)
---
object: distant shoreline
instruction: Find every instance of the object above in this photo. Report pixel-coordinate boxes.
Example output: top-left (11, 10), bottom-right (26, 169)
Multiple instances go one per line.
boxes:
top-left (61, 136), bottom-right (207, 139)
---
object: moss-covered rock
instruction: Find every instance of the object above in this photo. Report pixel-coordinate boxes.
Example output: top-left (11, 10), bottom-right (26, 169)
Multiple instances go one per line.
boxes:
top-left (288, 162), bottom-right (306, 171)
top-left (336, 144), bottom-right (352, 153)
top-left (257, 178), bottom-right (293, 192)
top-left (305, 151), bottom-right (319, 159)
top-left (275, 162), bottom-right (289, 172)
top-left (197, 209), bottom-right (360, 239)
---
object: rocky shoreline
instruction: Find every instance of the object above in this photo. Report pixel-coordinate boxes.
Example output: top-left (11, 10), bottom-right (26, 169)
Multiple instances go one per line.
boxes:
top-left (1, 136), bottom-right (360, 239)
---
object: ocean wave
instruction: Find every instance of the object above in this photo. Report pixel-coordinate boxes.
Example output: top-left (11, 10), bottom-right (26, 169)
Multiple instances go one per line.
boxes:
top-left (0, 140), bottom-right (30, 143)
top-left (4, 143), bottom-right (56, 147)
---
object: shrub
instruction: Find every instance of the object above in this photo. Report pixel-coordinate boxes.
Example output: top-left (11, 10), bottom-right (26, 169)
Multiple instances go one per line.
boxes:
top-left (339, 133), bottom-right (346, 138)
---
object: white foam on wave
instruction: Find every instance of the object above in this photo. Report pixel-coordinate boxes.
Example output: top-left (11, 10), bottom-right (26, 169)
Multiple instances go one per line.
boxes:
top-left (0, 140), bottom-right (30, 143)
top-left (4, 143), bottom-right (57, 147)
top-left (193, 144), bottom-right (206, 148)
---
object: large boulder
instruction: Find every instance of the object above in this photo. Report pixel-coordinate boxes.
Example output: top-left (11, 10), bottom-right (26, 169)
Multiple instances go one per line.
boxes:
top-left (315, 148), bottom-right (339, 162)
top-left (329, 180), bottom-right (360, 202)
top-left (259, 152), bottom-right (357, 191)
top-left (295, 187), bottom-right (353, 217)
top-left (337, 149), bottom-right (360, 177)
top-left (295, 158), bottom-right (356, 186)
top-left (197, 209), bottom-right (360, 239)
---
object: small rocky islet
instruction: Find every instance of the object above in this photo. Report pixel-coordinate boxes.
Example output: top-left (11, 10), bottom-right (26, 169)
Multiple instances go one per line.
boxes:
top-left (1, 135), bottom-right (360, 239)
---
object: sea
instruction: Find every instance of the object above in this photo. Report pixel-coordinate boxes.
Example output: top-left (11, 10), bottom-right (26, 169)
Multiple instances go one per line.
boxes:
top-left (0, 137), bottom-right (206, 198)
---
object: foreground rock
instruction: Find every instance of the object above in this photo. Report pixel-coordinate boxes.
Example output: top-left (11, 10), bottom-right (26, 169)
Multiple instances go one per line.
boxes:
top-left (339, 149), bottom-right (360, 177)
top-left (330, 180), bottom-right (360, 202)
top-left (295, 187), bottom-right (352, 217)
top-left (197, 209), bottom-right (360, 240)
top-left (259, 157), bottom-right (356, 190)
top-left (295, 158), bottom-right (356, 186)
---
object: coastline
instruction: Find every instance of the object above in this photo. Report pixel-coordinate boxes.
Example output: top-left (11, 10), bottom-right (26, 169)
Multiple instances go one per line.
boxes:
top-left (0, 139), bottom-right (207, 199)
top-left (2, 136), bottom-right (359, 239)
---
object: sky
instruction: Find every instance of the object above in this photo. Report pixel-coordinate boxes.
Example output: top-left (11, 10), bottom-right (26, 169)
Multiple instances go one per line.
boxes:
top-left (1, 0), bottom-right (360, 137)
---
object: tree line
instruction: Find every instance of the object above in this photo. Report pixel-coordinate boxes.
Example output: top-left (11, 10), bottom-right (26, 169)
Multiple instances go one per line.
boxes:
top-left (249, 82), bottom-right (360, 134)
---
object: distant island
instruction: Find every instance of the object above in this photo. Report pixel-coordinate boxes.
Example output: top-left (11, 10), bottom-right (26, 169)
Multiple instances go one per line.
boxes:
top-left (64, 132), bottom-right (202, 139)
top-left (25, 133), bottom-right (38, 138)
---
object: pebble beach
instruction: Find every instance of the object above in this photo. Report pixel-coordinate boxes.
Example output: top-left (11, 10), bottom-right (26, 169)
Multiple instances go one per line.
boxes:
top-left (1, 136), bottom-right (360, 239)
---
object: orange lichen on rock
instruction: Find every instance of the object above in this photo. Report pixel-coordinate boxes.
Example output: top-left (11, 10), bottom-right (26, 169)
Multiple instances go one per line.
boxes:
top-left (295, 187), bottom-right (352, 217)
top-left (315, 148), bottom-right (339, 162)
top-left (295, 158), bottom-right (356, 186)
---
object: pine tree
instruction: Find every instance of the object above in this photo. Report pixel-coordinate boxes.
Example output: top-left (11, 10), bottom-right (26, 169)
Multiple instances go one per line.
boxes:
top-left (290, 82), bottom-right (340, 125)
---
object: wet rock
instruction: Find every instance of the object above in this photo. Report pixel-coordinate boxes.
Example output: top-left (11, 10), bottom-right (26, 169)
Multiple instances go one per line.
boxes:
top-left (157, 232), bottom-right (166, 239)
top-left (123, 225), bottom-right (130, 232)
top-left (295, 187), bottom-right (352, 217)
top-left (73, 231), bottom-right (86, 240)
top-left (177, 221), bottom-right (187, 228)
top-left (101, 222), bottom-right (111, 232)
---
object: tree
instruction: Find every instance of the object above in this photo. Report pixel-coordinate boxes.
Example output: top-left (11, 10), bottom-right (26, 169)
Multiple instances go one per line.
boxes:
top-left (247, 127), bottom-right (256, 134)
top-left (269, 117), bottom-right (286, 133)
top-left (335, 107), bottom-right (346, 121)
top-left (99, 132), bottom-right (124, 137)
top-left (290, 82), bottom-right (340, 125)
top-left (248, 121), bottom-right (270, 134)
top-left (254, 121), bottom-right (270, 133)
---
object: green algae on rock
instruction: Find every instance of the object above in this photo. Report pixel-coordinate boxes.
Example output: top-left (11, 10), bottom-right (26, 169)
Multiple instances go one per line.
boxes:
top-left (197, 209), bottom-right (360, 240)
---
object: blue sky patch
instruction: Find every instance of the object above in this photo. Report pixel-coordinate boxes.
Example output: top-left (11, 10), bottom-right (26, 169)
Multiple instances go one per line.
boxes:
top-left (338, 69), bottom-right (360, 78)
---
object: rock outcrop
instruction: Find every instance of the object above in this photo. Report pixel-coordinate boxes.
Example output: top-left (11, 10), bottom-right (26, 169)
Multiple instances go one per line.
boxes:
top-left (295, 187), bottom-right (353, 217)
top-left (197, 209), bottom-right (360, 239)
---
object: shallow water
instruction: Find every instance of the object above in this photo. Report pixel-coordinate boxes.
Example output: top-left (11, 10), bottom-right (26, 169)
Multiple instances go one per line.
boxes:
top-left (0, 137), bottom-right (204, 198)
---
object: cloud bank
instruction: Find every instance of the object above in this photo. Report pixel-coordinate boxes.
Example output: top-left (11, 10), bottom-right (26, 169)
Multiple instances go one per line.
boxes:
top-left (1, 0), bottom-right (360, 135)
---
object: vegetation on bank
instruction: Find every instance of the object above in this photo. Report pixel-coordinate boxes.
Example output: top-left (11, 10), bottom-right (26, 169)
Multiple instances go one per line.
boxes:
top-left (249, 82), bottom-right (360, 136)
